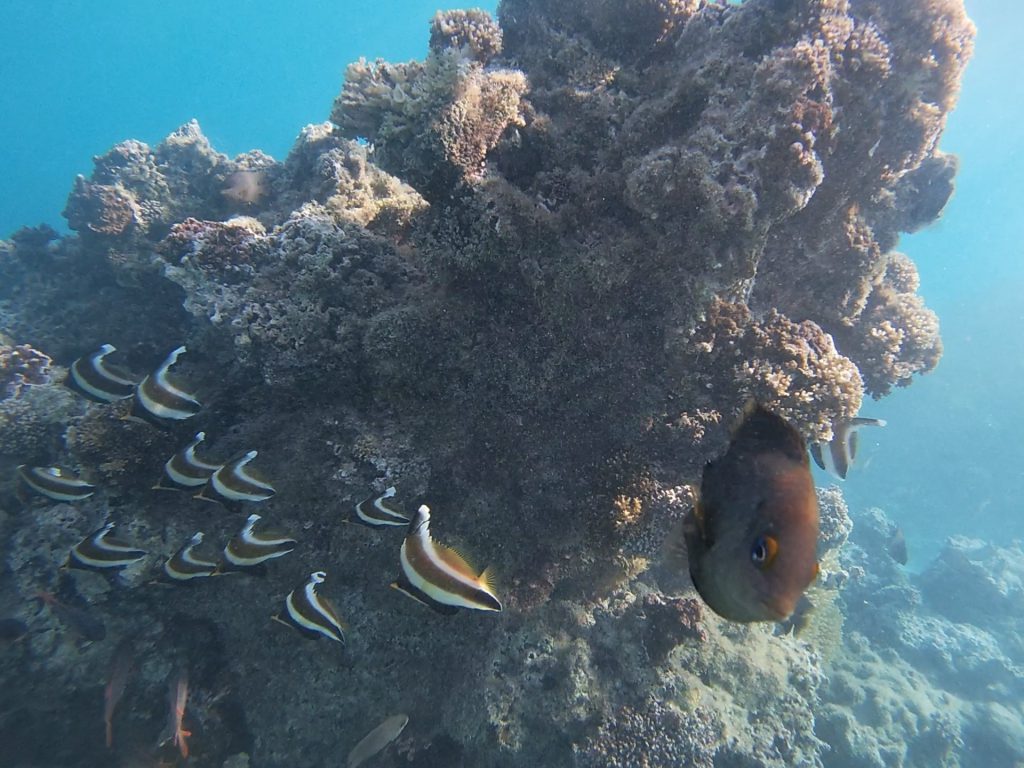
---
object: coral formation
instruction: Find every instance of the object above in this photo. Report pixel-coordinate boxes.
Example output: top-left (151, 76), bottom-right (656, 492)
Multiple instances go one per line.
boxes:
top-left (0, 1), bottom-right (984, 767)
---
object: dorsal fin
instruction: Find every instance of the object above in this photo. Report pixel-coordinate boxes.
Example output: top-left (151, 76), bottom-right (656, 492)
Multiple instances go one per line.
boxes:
top-left (433, 542), bottom-right (478, 579)
top-left (734, 401), bottom-right (807, 463)
top-left (478, 565), bottom-right (499, 594)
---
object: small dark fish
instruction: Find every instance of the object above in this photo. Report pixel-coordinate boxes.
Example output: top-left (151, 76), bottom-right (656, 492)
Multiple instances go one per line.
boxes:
top-left (0, 617), bottom-right (28, 642)
top-left (672, 401), bottom-right (820, 623)
top-left (154, 431), bottom-right (223, 491)
top-left (223, 514), bottom-right (295, 568)
top-left (104, 638), bottom-right (134, 748)
top-left (395, 505), bottom-right (501, 613)
top-left (195, 450), bottom-right (275, 509)
top-left (16, 464), bottom-right (95, 503)
top-left (65, 344), bottom-right (136, 403)
top-left (36, 590), bottom-right (106, 641)
top-left (354, 486), bottom-right (410, 527)
top-left (68, 523), bottom-right (147, 570)
top-left (129, 346), bottom-right (201, 428)
top-left (276, 571), bottom-right (347, 644)
top-left (887, 527), bottom-right (908, 565)
top-left (810, 417), bottom-right (887, 480)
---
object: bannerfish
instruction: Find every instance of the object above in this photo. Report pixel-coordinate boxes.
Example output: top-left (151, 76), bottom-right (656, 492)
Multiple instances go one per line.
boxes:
top-left (887, 527), bottom-right (908, 565)
top-left (810, 417), bottom-right (887, 480)
top-left (354, 486), bottom-right (410, 527)
top-left (129, 346), bottom-right (201, 428)
top-left (104, 638), bottom-right (134, 749)
top-left (195, 450), bottom-right (275, 510)
top-left (394, 505), bottom-right (501, 613)
top-left (16, 465), bottom-right (95, 503)
top-left (223, 514), bottom-right (296, 567)
top-left (65, 344), bottom-right (136, 403)
top-left (36, 590), bottom-right (106, 641)
top-left (347, 714), bottom-right (410, 768)
top-left (164, 532), bottom-right (221, 581)
top-left (674, 402), bottom-right (819, 623)
top-left (68, 523), bottom-right (147, 570)
top-left (222, 169), bottom-right (267, 206)
top-left (276, 571), bottom-right (347, 644)
top-left (154, 432), bottom-right (223, 492)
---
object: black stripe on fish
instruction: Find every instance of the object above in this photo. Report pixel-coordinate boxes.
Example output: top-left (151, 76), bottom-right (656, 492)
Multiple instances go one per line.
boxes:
top-left (17, 465), bottom-right (95, 502)
top-left (279, 571), bottom-right (346, 643)
top-left (163, 532), bottom-right (220, 580)
top-left (129, 346), bottom-right (201, 427)
top-left (355, 486), bottom-right (410, 527)
top-left (196, 451), bottom-right (275, 505)
top-left (389, 573), bottom-right (459, 615)
top-left (155, 432), bottom-right (222, 491)
top-left (69, 523), bottom-right (147, 569)
top-left (223, 514), bottom-right (296, 567)
top-left (65, 344), bottom-right (136, 403)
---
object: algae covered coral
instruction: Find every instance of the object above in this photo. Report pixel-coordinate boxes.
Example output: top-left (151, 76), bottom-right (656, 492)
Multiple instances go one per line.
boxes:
top-left (0, 1), bottom-right (992, 767)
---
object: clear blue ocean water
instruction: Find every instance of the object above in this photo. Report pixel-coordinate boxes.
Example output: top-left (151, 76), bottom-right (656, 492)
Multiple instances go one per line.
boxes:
top-left (1, 0), bottom-right (1018, 564)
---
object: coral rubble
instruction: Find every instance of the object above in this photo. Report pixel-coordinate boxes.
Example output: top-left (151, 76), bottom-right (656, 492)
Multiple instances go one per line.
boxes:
top-left (0, 1), bottom-right (981, 767)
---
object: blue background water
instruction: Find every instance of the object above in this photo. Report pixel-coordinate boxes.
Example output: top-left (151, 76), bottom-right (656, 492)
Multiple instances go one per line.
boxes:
top-left (0, 0), bottom-right (1019, 563)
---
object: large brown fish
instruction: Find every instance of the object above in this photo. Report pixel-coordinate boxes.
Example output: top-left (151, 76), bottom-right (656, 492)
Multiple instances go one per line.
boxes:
top-left (678, 402), bottom-right (819, 622)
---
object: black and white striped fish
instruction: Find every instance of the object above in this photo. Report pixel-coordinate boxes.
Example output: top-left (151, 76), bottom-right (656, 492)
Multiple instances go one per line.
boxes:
top-left (394, 505), bottom-right (501, 613)
top-left (163, 532), bottom-right (220, 581)
top-left (354, 486), bottom-right (409, 527)
top-left (196, 451), bottom-right (275, 509)
top-left (129, 346), bottom-right (201, 428)
top-left (68, 523), bottom-right (147, 570)
top-left (16, 465), bottom-right (95, 503)
top-left (65, 344), bottom-right (136, 403)
top-left (154, 432), bottom-right (223, 491)
top-left (811, 417), bottom-right (887, 480)
top-left (223, 514), bottom-right (296, 567)
top-left (278, 571), bottom-right (346, 644)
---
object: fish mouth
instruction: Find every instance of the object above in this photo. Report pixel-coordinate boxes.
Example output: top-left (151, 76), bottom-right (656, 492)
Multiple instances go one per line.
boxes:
top-left (762, 596), bottom-right (795, 622)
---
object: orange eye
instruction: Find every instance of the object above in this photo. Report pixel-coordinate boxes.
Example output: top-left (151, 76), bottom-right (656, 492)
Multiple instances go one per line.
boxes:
top-left (750, 535), bottom-right (778, 568)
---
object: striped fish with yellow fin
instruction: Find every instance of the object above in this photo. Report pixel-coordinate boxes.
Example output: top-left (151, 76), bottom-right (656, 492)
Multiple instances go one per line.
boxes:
top-left (393, 505), bottom-right (501, 613)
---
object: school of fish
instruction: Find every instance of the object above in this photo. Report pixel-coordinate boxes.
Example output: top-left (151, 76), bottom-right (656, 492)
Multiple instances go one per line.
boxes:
top-left (7, 343), bottom-right (891, 759)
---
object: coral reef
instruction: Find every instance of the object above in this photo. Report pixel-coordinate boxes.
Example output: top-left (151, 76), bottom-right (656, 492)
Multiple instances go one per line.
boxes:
top-left (0, 1), bottom-right (982, 767)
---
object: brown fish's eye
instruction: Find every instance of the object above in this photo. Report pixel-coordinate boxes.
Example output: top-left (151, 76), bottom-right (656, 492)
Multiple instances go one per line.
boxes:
top-left (750, 535), bottom-right (778, 568)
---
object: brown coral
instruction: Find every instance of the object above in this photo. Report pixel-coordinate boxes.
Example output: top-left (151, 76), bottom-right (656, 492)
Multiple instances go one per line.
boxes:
top-left (0, 343), bottom-right (53, 399)
top-left (429, 9), bottom-right (503, 64)
top-left (63, 178), bottom-right (139, 237)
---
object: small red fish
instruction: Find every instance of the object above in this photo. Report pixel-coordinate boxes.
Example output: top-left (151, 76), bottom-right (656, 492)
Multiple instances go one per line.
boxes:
top-left (104, 638), bottom-right (134, 748)
top-left (169, 670), bottom-right (191, 759)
